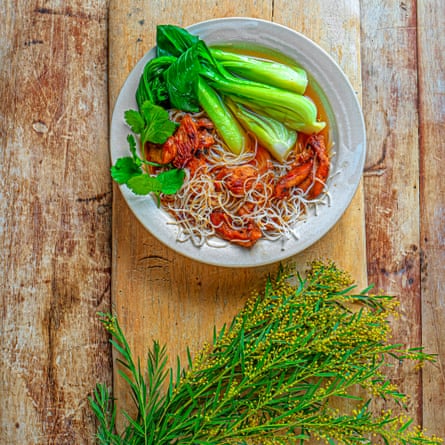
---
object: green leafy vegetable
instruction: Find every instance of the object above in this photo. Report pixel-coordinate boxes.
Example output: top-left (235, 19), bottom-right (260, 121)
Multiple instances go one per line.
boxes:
top-left (135, 56), bottom-right (176, 110)
top-left (110, 155), bottom-right (142, 185)
top-left (123, 110), bottom-right (145, 134)
top-left (110, 98), bottom-right (184, 201)
top-left (90, 261), bottom-right (442, 445)
top-left (156, 167), bottom-right (186, 194)
top-left (156, 24), bottom-right (200, 57)
top-left (126, 174), bottom-right (163, 196)
top-left (226, 97), bottom-right (297, 161)
top-left (126, 131), bottom-right (138, 159)
top-left (164, 44), bottom-right (202, 112)
top-left (166, 31), bottom-right (325, 135)
top-left (211, 47), bottom-right (308, 94)
top-left (134, 25), bottom-right (326, 157)
top-left (158, 39), bottom-right (247, 154)
top-left (200, 69), bottom-right (324, 134)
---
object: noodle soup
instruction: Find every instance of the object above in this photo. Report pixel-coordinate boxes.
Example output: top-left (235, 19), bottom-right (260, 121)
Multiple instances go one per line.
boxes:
top-left (146, 45), bottom-right (332, 248)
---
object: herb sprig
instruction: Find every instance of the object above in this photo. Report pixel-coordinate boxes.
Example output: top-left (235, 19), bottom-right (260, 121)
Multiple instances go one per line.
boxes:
top-left (90, 261), bottom-right (442, 444)
top-left (111, 101), bottom-right (184, 201)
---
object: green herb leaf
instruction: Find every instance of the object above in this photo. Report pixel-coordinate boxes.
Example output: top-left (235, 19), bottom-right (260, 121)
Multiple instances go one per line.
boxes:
top-left (126, 134), bottom-right (139, 161)
top-left (124, 109), bottom-right (145, 134)
top-left (156, 168), bottom-right (186, 195)
top-left (124, 101), bottom-right (178, 147)
top-left (111, 113), bottom-right (184, 200)
top-left (139, 100), bottom-right (178, 144)
top-left (127, 174), bottom-right (163, 196)
top-left (110, 157), bottom-right (141, 184)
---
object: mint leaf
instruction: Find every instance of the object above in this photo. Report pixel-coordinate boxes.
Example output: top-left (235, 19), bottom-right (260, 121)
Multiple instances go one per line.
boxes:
top-left (111, 157), bottom-right (141, 184)
top-left (127, 174), bottom-right (163, 195)
top-left (157, 168), bottom-right (186, 194)
top-left (124, 109), bottom-right (145, 134)
top-left (140, 101), bottom-right (178, 144)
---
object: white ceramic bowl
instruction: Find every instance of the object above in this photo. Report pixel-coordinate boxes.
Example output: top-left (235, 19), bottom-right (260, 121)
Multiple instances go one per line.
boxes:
top-left (110, 17), bottom-right (366, 267)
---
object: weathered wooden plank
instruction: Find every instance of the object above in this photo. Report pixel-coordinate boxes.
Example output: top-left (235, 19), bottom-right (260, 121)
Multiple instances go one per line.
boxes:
top-left (0, 1), bottom-right (111, 443)
top-left (360, 0), bottom-right (423, 422)
top-left (274, 1), bottom-right (363, 92)
top-left (109, 0), bottom-right (367, 433)
top-left (109, 0), bottom-right (275, 425)
top-left (273, 0), bottom-right (366, 426)
top-left (417, 0), bottom-right (445, 437)
top-left (273, 0), bottom-right (366, 288)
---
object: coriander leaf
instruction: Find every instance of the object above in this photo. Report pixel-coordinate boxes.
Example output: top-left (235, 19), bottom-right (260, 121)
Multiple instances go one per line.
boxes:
top-left (127, 134), bottom-right (139, 161)
top-left (110, 157), bottom-right (141, 184)
top-left (127, 174), bottom-right (163, 196)
top-left (140, 101), bottom-right (178, 145)
top-left (124, 109), bottom-right (145, 134)
top-left (157, 168), bottom-right (185, 194)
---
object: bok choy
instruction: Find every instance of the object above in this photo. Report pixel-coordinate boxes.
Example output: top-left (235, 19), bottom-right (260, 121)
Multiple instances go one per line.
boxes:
top-left (226, 98), bottom-right (296, 161)
top-left (135, 56), bottom-right (176, 110)
top-left (197, 79), bottom-right (246, 155)
top-left (210, 47), bottom-right (308, 95)
top-left (135, 24), bottom-right (326, 158)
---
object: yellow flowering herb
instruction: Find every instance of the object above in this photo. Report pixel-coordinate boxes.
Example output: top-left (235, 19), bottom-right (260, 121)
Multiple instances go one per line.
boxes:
top-left (89, 260), bottom-right (442, 445)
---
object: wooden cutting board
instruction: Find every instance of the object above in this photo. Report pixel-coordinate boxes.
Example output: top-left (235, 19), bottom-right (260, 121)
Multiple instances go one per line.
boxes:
top-left (109, 0), bottom-right (367, 427)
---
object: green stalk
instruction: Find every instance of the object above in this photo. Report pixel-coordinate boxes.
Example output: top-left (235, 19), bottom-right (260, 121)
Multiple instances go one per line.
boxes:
top-left (225, 97), bottom-right (297, 161)
top-left (230, 94), bottom-right (326, 134)
top-left (197, 77), bottom-right (247, 155)
top-left (202, 69), bottom-right (325, 134)
top-left (211, 47), bottom-right (308, 94)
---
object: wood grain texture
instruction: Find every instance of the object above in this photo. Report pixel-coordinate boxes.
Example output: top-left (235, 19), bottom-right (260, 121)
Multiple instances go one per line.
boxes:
top-left (361, 0), bottom-right (443, 437)
top-left (1, 0), bottom-right (443, 443)
top-left (417, 0), bottom-right (445, 436)
top-left (361, 0), bottom-right (420, 411)
top-left (272, 0), bottom-right (366, 284)
top-left (109, 0), bottom-right (367, 432)
top-left (0, 1), bottom-right (111, 443)
top-left (109, 0), bottom-right (275, 426)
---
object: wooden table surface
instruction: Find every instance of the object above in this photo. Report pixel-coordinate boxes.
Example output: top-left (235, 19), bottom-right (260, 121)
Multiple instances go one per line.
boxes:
top-left (1, 1), bottom-right (444, 443)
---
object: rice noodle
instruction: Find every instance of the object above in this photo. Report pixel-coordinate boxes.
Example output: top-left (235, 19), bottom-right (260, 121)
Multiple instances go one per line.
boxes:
top-left (159, 111), bottom-right (330, 247)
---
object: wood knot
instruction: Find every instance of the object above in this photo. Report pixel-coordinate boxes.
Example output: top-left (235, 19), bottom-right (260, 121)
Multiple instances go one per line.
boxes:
top-left (32, 121), bottom-right (49, 134)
